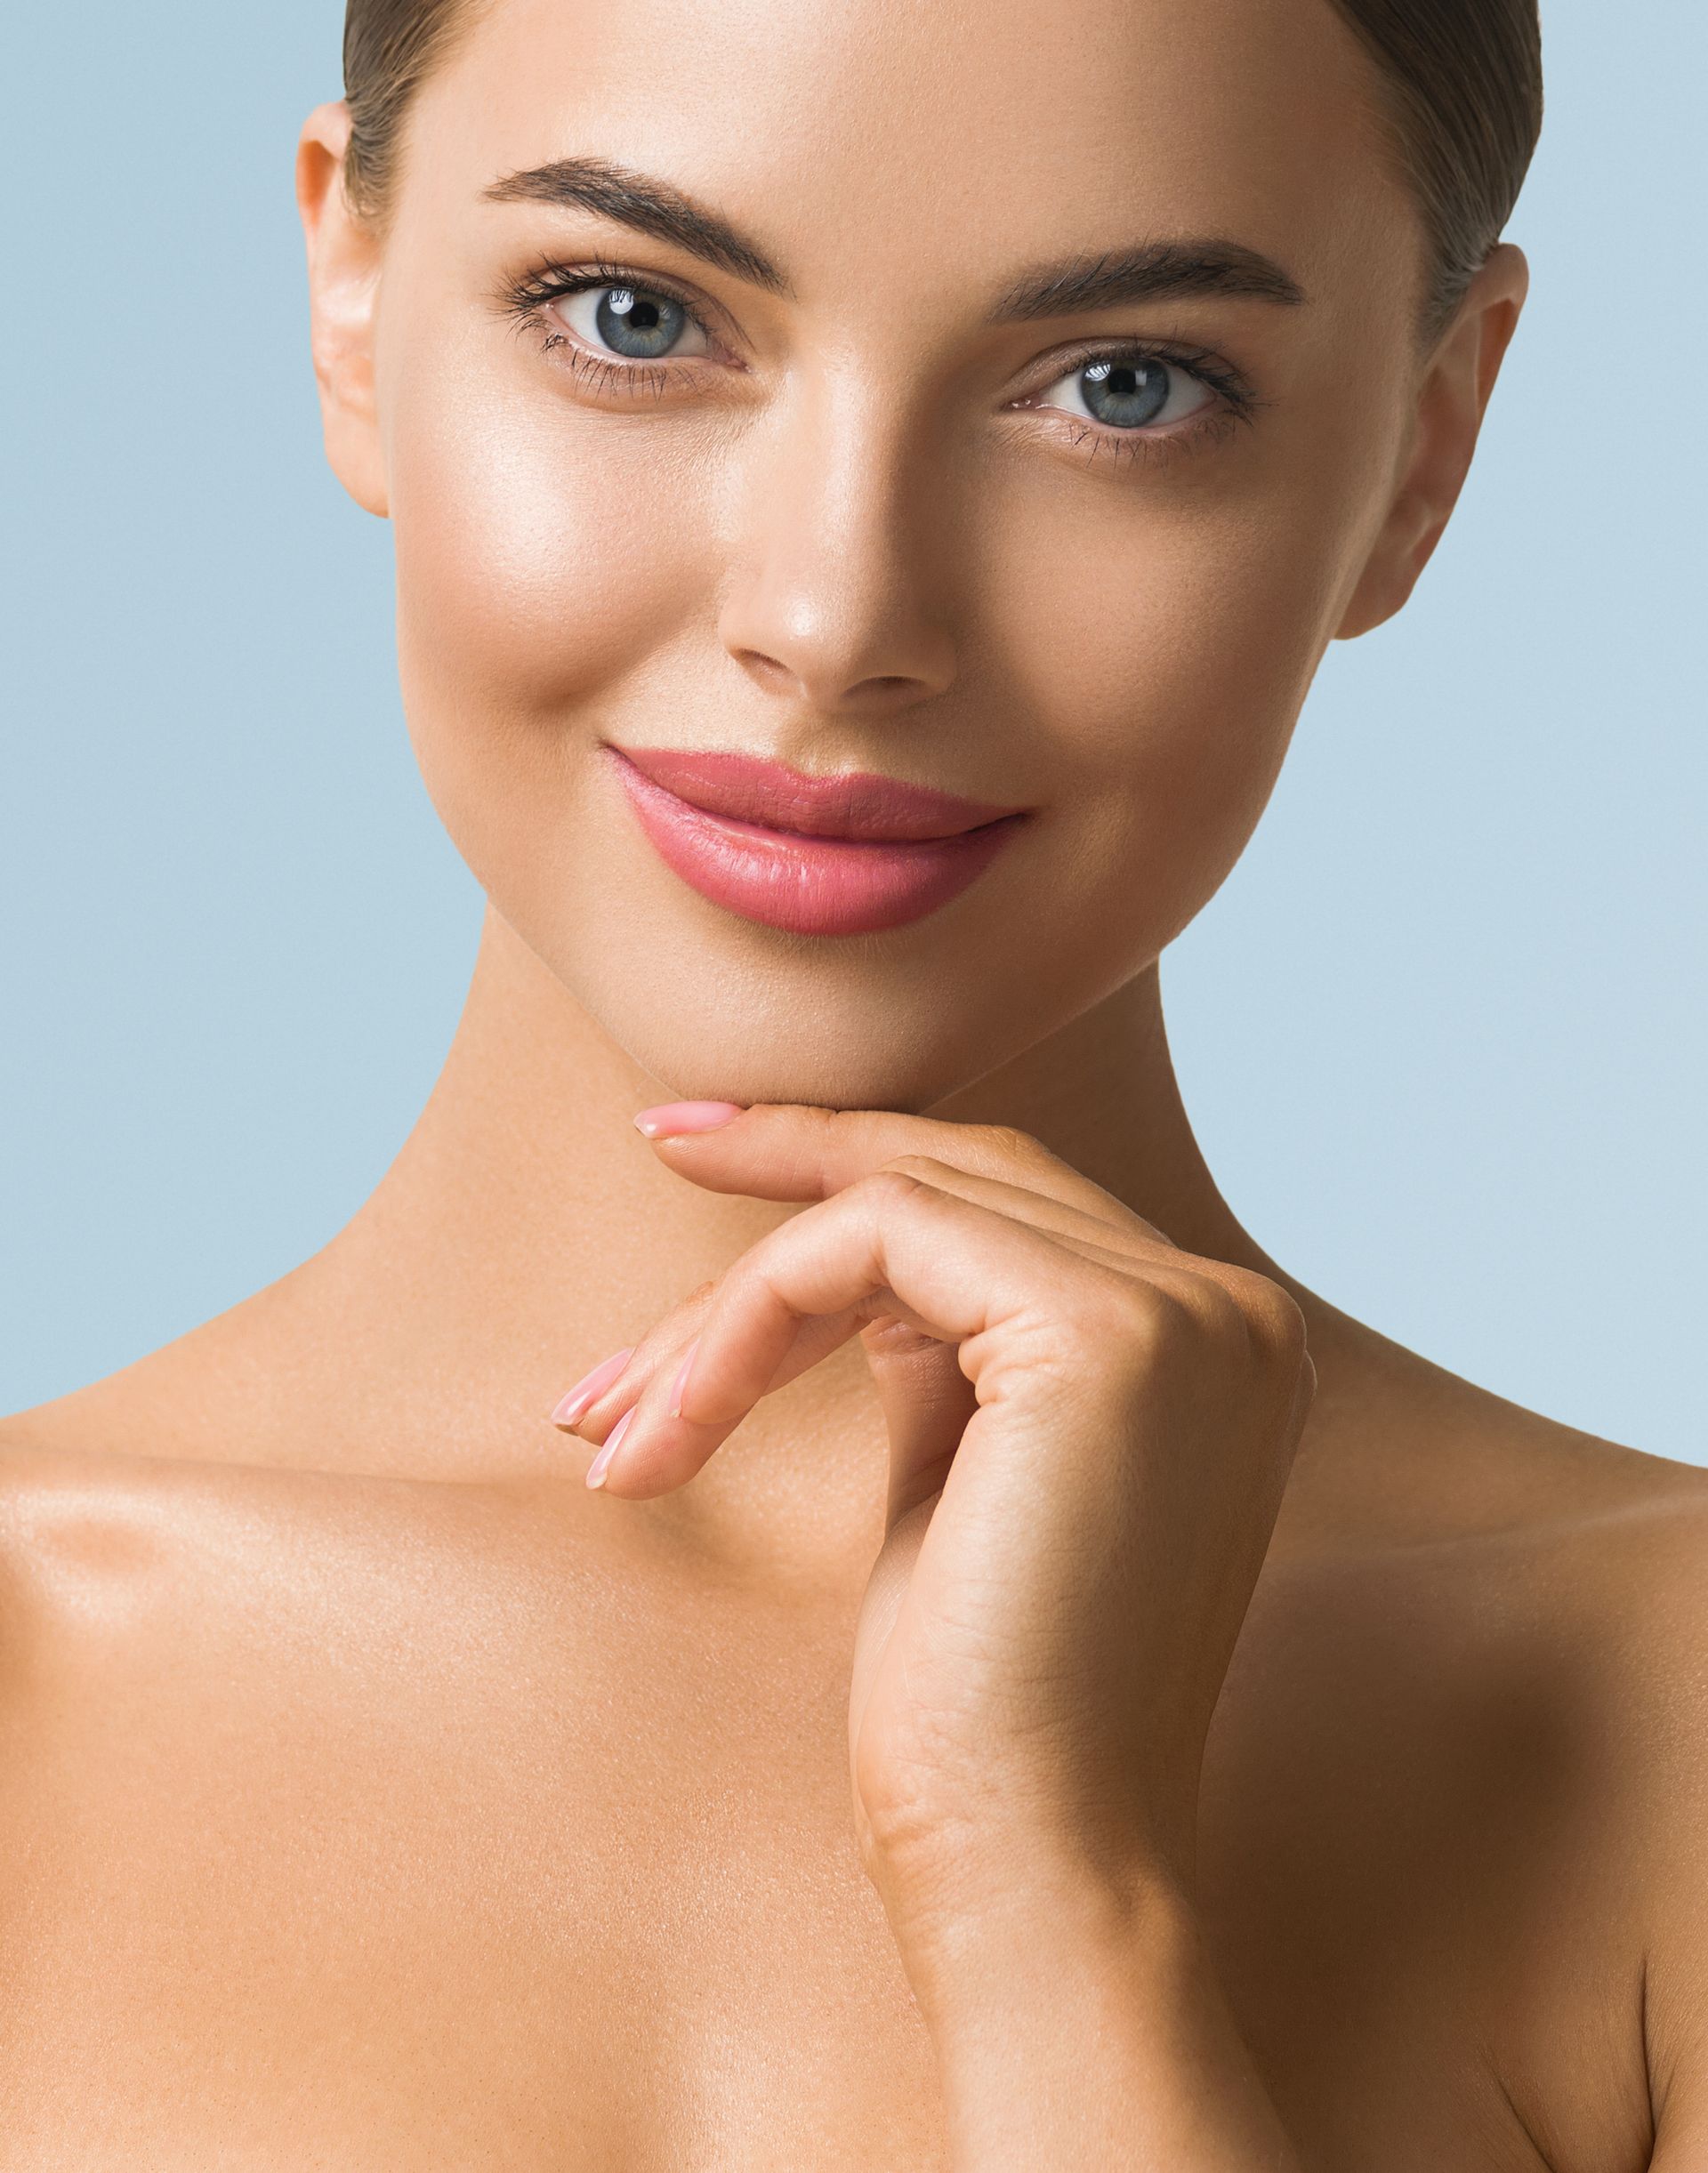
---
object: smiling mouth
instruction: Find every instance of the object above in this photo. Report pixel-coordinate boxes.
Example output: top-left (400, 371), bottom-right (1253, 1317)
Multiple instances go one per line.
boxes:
top-left (602, 743), bottom-right (1033, 936)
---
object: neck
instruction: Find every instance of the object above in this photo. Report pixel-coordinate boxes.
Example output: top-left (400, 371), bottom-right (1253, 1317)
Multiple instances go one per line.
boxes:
top-left (279, 902), bottom-right (1322, 1566)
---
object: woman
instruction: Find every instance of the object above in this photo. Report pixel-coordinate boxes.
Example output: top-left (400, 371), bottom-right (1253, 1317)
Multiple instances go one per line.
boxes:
top-left (2, 0), bottom-right (1703, 2162)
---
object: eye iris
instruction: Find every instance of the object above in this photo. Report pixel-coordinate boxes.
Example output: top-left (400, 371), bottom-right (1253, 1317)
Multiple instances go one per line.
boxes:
top-left (593, 285), bottom-right (688, 359)
top-left (1081, 358), bottom-right (1170, 429)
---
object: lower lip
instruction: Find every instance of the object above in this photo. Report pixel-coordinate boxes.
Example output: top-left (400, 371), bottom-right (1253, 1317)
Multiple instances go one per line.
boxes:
top-left (605, 749), bottom-right (1026, 937)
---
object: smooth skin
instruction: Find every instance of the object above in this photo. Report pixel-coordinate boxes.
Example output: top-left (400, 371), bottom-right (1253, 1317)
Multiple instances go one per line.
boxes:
top-left (2, 0), bottom-right (1706, 2164)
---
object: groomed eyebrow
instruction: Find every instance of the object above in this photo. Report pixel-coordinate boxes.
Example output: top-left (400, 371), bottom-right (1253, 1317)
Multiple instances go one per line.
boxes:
top-left (989, 241), bottom-right (1305, 319)
top-left (483, 156), bottom-right (1308, 318)
top-left (484, 157), bottom-right (793, 296)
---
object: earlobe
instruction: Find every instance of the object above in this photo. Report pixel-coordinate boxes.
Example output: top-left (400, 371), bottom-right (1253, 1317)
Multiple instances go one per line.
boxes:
top-left (1333, 244), bottom-right (1530, 642)
top-left (296, 101), bottom-right (390, 519)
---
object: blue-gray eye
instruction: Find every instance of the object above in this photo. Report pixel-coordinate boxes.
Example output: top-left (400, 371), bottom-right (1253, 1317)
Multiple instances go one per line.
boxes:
top-left (1038, 353), bottom-right (1213, 431)
top-left (552, 283), bottom-right (712, 363)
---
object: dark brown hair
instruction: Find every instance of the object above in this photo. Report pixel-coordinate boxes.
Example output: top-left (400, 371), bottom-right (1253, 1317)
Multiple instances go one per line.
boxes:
top-left (1324, 0), bottom-right (1543, 336)
top-left (342, 0), bottom-right (1541, 341)
top-left (342, 0), bottom-right (485, 226)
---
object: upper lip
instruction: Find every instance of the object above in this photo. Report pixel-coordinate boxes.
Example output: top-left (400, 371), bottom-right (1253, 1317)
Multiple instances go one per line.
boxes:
top-left (607, 743), bottom-right (1029, 842)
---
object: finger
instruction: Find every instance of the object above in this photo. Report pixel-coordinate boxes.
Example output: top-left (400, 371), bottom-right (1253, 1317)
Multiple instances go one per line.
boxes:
top-left (575, 1206), bottom-right (1147, 1494)
top-left (867, 1153), bottom-right (1174, 1265)
top-left (559, 1298), bottom-right (860, 1446)
top-left (590, 1171), bottom-right (1115, 1500)
top-left (633, 1101), bottom-right (1167, 1243)
top-left (862, 1155), bottom-right (1301, 1327)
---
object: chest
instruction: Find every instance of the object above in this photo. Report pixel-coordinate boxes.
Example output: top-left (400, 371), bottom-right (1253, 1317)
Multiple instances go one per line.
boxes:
top-left (0, 1543), bottom-right (1641, 2171)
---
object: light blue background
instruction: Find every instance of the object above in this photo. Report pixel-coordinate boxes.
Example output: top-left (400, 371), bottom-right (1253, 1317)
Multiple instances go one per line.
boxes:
top-left (3, 4), bottom-right (1702, 1461)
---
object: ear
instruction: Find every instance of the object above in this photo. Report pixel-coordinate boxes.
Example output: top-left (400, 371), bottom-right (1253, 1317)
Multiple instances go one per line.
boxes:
top-left (1335, 242), bottom-right (1529, 640)
top-left (296, 101), bottom-right (389, 519)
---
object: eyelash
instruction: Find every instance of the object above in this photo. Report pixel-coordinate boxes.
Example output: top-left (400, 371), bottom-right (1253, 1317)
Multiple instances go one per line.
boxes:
top-left (501, 257), bottom-right (718, 400)
top-left (497, 255), bottom-right (1261, 472)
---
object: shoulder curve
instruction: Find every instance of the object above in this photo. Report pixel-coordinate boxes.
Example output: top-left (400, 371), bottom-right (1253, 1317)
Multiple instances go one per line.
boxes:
top-left (0, 1433), bottom-right (231, 1645)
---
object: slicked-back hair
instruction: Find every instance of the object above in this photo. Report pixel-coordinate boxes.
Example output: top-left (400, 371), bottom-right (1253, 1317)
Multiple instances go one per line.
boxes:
top-left (341, 0), bottom-right (483, 227)
top-left (341, 0), bottom-right (1541, 342)
top-left (1325, 0), bottom-right (1543, 336)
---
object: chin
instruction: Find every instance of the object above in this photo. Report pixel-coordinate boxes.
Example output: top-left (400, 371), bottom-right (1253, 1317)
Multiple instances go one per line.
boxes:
top-left (581, 984), bottom-right (1010, 1118)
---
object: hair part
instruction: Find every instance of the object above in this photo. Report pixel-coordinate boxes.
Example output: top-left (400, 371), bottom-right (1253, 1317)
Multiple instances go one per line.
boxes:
top-left (342, 0), bottom-right (1541, 342)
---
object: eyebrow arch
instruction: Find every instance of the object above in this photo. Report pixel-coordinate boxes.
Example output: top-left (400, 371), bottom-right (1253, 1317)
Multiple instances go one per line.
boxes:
top-left (482, 155), bottom-right (1307, 318)
top-left (988, 241), bottom-right (1306, 319)
top-left (483, 157), bottom-right (794, 296)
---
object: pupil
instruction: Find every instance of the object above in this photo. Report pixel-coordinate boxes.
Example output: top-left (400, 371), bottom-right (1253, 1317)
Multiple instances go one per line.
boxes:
top-left (1081, 358), bottom-right (1169, 429)
top-left (595, 285), bottom-right (688, 361)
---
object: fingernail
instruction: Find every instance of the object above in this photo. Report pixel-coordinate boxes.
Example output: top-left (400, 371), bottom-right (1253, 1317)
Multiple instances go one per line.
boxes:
top-left (550, 1345), bottom-right (634, 1429)
top-left (668, 1336), bottom-right (700, 1420)
top-left (633, 1101), bottom-right (745, 1139)
top-left (586, 1406), bottom-right (635, 1490)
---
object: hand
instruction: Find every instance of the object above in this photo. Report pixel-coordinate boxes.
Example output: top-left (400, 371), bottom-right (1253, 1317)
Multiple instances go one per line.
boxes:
top-left (552, 1103), bottom-right (1315, 1956)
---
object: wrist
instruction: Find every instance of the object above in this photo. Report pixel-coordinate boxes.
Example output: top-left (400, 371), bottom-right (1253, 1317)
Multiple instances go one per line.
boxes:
top-left (885, 1867), bottom-right (1301, 2172)
top-left (879, 1846), bottom-right (1198, 2032)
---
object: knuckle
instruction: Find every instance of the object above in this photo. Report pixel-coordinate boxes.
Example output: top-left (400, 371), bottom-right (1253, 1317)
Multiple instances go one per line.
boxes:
top-left (970, 1122), bottom-right (1045, 1167)
top-left (1089, 1274), bottom-right (1188, 1364)
top-left (1110, 1263), bottom-right (1238, 1355)
top-left (862, 1165), bottom-right (936, 1209)
top-left (1226, 1270), bottom-right (1310, 1367)
top-left (787, 1103), bottom-right (843, 1131)
top-left (665, 1278), bottom-right (723, 1331)
top-left (1085, 1267), bottom-right (1309, 1387)
top-left (879, 1152), bottom-right (954, 1184)
top-left (1186, 1272), bottom-right (1252, 1347)
top-left (1206, 1272), bottom-right (1313, 1418)
top-left (1267, 1291), bottom-right (1311, 1370)
top-left (1054, 1253), bottom-right (1313, 1429)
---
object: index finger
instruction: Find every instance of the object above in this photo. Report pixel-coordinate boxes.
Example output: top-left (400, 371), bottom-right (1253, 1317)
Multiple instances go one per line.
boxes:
top-left (632, 1100), bottom-right (1168, 1243)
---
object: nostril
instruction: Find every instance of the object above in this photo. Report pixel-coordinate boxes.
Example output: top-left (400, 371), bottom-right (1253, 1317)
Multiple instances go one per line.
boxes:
top-left (729, 646), bottom-right (947, 717)
top-left (734, 648), bottom-right (798, 693)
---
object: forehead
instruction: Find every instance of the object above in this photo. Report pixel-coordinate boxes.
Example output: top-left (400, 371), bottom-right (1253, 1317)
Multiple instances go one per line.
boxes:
top-left (409, 0), bottom-right (1413, 308)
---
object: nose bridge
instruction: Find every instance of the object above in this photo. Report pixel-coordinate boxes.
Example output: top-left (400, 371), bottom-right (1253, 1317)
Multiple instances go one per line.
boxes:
top-left (717, 360), bottom-right (960, 714)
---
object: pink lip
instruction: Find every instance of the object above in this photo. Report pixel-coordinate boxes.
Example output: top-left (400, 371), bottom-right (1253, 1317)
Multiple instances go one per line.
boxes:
top-left (604, 744), bottom-right (1030, 936)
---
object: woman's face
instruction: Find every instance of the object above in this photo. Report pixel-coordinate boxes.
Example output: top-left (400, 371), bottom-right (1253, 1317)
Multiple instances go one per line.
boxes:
top-left (328, 0), bottom-right (1467, 1108)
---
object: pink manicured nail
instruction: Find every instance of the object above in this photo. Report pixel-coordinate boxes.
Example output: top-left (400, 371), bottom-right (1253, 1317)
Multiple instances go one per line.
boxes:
top-left (586, 1406), bottom-right (635, 1490)
top-left (668, 1336), bottom-right (700, 1420)
top-left (550, 1345), bottom-right (634, 1429)
top-left (632, 1101), bottom-right (745, 1139)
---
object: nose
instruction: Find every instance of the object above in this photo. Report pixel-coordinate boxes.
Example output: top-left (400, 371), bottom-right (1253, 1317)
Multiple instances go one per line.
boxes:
top-left (716, 370), bottom-right (960, 720)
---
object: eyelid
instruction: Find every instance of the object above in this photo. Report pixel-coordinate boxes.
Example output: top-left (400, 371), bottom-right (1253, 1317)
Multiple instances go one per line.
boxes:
top-left (1014, 335), bottom-right (1255, 422)
top-left (501, 254), bottom-right (737, 355)
top-left (998, 340), bottom-right (1259, 477)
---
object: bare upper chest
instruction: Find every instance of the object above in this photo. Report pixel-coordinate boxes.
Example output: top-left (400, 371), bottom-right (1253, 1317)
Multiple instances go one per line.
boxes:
top-left (0, 1460), bottom-right (1653, 2171)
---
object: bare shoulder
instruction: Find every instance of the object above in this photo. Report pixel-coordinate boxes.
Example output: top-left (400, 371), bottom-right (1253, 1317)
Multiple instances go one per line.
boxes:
top-left (0, 1429), bottom-right (437, 1698)
top-left (1519, 1432), bottom-right (1708, 1848)
top-left (1339, 1364), bottom-right (1708, 1777)
top-left (0, 1425), bottom-right (617, 2158)
top-left (1262, 1315), bottom-right (1708, 1902)
top-left (1521, 1436), bottom-right (1708, 2152)
top-left (1213, 1356), bottom-right (1708, 2158)
top-left (1527, 1435), bottom-right (1708, 2090)
top-left (0, 1424), bottom-right (368, 1597)
top-left (0, 1418), bottom-right (560, 1745)
top-left (1362, 1377), bottom-right (1708, 2105)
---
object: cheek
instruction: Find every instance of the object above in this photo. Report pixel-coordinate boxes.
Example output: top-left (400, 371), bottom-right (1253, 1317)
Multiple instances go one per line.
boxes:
top-left (384, 350), bottom-right (719, 865)
top-left (988, 478), bottom-right (1356, 949)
